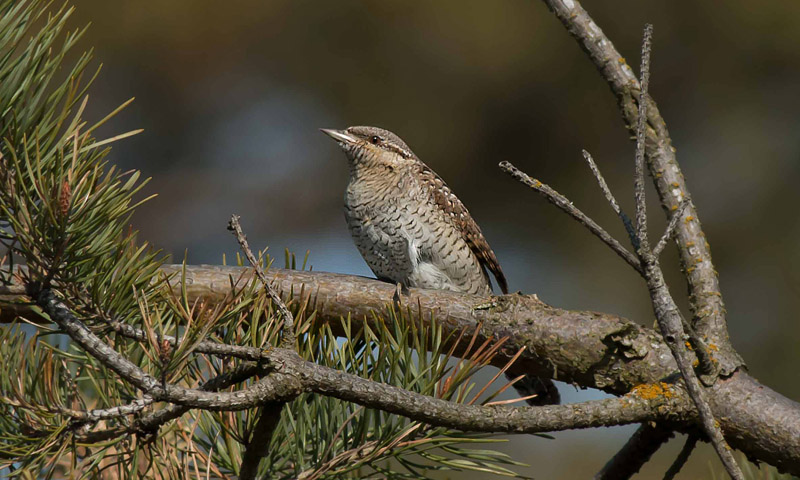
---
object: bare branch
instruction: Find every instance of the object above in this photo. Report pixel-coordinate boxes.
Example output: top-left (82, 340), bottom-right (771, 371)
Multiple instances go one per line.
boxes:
top-left (5, 267), bottom-right (800, 473)
top-left (228, 214), bottom-right (295, 348)
top-left (594, 423), bottom-right (673, 480)
top-left (227, 214), bottom-right (296, 476)
top-left (633, 24), bottom-right (653, 252)
top-left (32, 286), bottom-right (697, 440)
top-left (539, 0), bottom-right (742, 373)
top-left (663, 434), bottom-right (699, 480)
top-left (582, 149), bottom-right (636, 241)
top-left (653, 201), bottom-right (689, 258)
top-left (622, 24), bottom-right (744, 480)
top-left (499, 161), bottom-right (643, 274)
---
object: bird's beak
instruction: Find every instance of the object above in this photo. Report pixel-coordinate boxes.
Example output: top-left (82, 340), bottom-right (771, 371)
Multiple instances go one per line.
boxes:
top-left (320, 128), bottom-right (358, 145)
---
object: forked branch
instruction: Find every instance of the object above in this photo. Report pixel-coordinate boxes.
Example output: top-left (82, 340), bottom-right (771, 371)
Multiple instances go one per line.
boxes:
top-left (501, 22), bottom-right (744, 480)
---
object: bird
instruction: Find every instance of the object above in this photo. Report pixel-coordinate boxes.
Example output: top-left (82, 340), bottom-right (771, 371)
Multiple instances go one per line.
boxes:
top-left (321, 125), bottom-right (560, 405)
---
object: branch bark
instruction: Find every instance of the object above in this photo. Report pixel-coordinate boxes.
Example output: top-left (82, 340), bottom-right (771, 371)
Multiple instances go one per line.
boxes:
top-left (4, 265), bottom-right (799, 474)
top-left (27, 283), bottom-right (698, 438)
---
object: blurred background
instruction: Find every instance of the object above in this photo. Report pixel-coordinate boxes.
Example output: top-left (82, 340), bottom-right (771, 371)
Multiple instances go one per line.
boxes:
top-left (69, 0), bottom-right (800, 477)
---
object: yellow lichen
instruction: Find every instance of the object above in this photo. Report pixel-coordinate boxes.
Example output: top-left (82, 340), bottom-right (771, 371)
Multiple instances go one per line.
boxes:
top-left (708, 343), bottom-right (719, 352)
top-left (631, 382), bottom-right (674, 400)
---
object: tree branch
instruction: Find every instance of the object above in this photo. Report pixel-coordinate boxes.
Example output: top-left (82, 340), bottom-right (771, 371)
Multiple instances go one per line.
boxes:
top-left (582, 149), bottom-right (635, 240)
top-left (29, 284), bottom-right (700, 442)
top-left (594, 423), bottom-right (674, 480)
top-left (663, 434), bottom-right (699, 480)
top-left (539, 0), bottom-right (742, 375)
top-left (499, 161), bottom-right (643, 274)
top-left (5, 266), bottom-right (799, 474)
top-left (228, 214), bottom-right (294, 478)
top-left (633, 24), bottom-right (653, 252)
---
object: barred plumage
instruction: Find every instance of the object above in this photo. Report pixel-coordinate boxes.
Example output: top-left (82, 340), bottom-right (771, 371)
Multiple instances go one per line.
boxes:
top-left (322, 125), bottom-right (559, 405)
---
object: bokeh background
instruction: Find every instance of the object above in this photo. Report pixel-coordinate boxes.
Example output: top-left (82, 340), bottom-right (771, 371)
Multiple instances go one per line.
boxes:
top-left (69, 0), bottom-right (800, 477)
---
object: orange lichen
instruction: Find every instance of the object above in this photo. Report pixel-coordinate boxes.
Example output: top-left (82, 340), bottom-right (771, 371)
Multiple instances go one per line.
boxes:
top-left (631, 382), bottom-right (674, 400)
top-left (708, 343), bottom-right (719, 352)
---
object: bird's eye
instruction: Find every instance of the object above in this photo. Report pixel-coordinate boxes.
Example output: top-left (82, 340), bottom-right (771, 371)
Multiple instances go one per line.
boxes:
top-left (370, 136), bottom-right (380, 144)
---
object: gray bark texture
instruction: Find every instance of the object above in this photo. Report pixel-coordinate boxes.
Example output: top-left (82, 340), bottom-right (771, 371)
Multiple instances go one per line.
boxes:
top-left (3, 264), bottom-right (798, 474)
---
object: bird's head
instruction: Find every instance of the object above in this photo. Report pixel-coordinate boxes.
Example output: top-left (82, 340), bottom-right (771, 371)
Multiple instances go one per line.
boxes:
top-left (321, 126), bottom-right (418, 171)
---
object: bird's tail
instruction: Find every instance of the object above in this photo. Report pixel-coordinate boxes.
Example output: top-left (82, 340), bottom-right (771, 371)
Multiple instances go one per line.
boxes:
top-left (505, 372), bottom-right (561, 406)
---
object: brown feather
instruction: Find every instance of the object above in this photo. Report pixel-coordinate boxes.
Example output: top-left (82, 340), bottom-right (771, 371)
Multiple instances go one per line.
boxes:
top-left (417, 164), bottom-right (509, 294)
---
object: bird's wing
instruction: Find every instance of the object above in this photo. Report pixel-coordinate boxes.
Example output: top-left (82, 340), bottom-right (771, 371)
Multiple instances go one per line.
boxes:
top-left (418, 165), bottom-right (509, 294)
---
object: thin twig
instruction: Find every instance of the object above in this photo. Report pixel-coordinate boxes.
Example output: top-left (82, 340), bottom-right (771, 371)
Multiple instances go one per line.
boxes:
top-left (625, 25), bottom-right (744, 480)
top-left (541, 0), bottom-right (743, 373)
top-left (633, 24), bottom-right (653, 252)
top-left (227, 214), bottom-right (295, 348)
top-left (499, 161), bottom-right (643, 274)
top-left (653, 200), bottom-right (688, 257)
top-left (594, 423), bottom-right (674, 480)
top-left (227, 214), bottom-right (296, 478)
top-left (583, 149), bottom-right (636, 242)
top-left (663, 434), bottom-right (699, 480)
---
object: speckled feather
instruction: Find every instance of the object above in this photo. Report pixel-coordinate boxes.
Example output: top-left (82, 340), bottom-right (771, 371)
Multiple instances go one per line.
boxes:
top-left (416, 163), bottom-right (509, 294)
top-left (325, 125), bottom-right (560, 405)
top-left (333, 126), bottom-right (507, 296)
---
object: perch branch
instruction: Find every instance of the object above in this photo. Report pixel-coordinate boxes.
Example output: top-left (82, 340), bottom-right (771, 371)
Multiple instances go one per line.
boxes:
top-left (30, 285), bottom-right (699, 440)
top-left (4, 266), bottom-right (798, 473)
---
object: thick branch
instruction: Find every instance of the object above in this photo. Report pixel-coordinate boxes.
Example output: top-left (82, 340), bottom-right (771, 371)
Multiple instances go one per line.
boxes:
top-left (4, 266), bottom-right (799, 473)
top-left (28, 286), bottom-right (699, 442)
